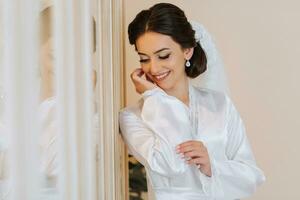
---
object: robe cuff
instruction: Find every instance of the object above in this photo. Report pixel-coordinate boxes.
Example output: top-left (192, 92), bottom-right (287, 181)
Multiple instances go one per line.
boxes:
top-left (199, 158), bottom-right (223, 197)
top-left (197, 141), bottom-right (224, 198)
top-left (141, 87), bottom-right (165, 98)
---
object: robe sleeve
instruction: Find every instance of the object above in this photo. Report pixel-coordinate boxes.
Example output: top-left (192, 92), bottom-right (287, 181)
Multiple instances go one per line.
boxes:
top-left (119, 88), bottom-right (193, 177)
top-left (199, 95), bottom-right (266, 199)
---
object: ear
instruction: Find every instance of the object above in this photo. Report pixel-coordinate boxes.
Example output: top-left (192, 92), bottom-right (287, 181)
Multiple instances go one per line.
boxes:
top-left (183, 47), bottom-right (194, 60)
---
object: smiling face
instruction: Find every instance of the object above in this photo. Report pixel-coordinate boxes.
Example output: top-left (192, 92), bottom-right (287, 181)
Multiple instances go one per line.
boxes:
top-left (136, 31), bottom-right (193, 92)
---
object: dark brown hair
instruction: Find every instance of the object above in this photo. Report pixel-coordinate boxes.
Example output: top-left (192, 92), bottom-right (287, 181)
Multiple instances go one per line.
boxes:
top-left (128, 3), bottom-right (207, 78)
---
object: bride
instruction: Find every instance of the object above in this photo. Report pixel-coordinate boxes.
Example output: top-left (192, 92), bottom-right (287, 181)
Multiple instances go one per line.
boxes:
top-left (119, 3), bottom-right (265, 200)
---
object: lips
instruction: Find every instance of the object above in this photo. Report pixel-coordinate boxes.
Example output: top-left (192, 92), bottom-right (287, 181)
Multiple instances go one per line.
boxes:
top-left (153, 71), bottom-right (171, 82)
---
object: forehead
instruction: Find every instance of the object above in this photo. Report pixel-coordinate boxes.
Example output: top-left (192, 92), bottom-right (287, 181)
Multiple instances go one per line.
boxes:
top-left (136, 31), bottom-right (181, 54)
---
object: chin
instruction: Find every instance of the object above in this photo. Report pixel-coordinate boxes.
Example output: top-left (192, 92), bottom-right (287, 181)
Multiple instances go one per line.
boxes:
top-left (156, 81), bottom-right (174, 92)
top-left (154, 72), bottom-right (177, 92)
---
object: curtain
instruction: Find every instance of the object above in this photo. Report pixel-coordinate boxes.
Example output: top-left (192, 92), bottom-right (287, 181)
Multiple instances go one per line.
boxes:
top-left (0, 0), bottom-right (99, 199)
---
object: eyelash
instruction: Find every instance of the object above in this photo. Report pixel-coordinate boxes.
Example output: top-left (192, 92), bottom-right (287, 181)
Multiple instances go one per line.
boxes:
top-left (139, 59), bottom-right (149, 63)
top-left (159, 54), bottom-right (170, 59)
top-left (139, 54), bottom-right (170, 63)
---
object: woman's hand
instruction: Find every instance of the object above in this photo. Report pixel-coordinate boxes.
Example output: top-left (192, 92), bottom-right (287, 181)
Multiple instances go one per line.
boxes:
top-left (131, 68), bottom-right (157, 94)
top-left (176, 140), bottom-right (212, 177)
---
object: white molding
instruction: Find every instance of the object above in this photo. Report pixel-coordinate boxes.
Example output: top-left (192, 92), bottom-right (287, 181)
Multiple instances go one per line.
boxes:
top-left (96, 0), bottom-right (127, 199)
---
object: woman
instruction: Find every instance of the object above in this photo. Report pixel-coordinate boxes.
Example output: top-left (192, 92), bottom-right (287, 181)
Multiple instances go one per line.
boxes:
top-left (119, 3), bottom-right (265, 200)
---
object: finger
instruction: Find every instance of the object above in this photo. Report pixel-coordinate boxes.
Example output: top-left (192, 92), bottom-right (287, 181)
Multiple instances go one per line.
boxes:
top-left (178, 145), bottom-right (197, 153)
top-left (176, 142), bottom-right (195, 153)
top-left (178, 140), bottom-right (204, 148)
top-left (131, 68), bottom-right (142, 75)
top-left (145, 73), bottom-right (155, 83)
top-left (186, 157), bottom-right (207, 165)
top-left (179, 146), bottom-right (207, 156)
top-left (177, 140), bottom-right (195, 147)
top-left (136, 69), bottom-right (144, 77)
top-left (131, 68), bottom-right (144, 80)
top-left (184, 150), bottom-right (205, 158)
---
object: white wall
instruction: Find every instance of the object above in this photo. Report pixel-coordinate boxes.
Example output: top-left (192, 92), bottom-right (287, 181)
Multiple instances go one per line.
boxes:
top-left (124, 0), bottom-right (300, 199)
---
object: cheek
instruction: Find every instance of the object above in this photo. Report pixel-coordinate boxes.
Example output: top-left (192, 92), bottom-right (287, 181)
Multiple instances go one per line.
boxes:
top-left (161, 57), bottom-right (176, 69)
top-left (141, 64), bottom-right (150, 73)
top-left (170, 57), bottom-right (185, 72)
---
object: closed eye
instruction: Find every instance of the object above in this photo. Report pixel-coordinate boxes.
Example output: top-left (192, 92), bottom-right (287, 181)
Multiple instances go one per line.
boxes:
top-left (139, 59), bottom-right (149, 63)
top-left (159, 54), bottom-right (170, 59)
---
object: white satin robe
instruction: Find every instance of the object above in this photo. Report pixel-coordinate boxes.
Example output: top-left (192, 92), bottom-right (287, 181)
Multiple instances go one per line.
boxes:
top-left (119, 84), bottom-right (265, 200)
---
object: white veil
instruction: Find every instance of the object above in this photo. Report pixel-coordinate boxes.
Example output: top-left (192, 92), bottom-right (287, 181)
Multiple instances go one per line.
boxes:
top-left (189, 21), bottom-right (230, 96)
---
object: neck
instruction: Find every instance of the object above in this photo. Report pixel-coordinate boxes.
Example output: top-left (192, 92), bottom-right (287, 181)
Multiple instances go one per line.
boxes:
top-left (164, 76), bottom-right (190, 106)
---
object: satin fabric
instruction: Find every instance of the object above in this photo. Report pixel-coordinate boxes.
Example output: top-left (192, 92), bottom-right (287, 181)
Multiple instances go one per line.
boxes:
top-left (119, 83), bottom-right (265, 200)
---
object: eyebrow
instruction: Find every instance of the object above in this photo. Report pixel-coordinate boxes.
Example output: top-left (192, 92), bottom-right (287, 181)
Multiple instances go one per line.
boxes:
top-left (138, 48), bottom-right (170, 56)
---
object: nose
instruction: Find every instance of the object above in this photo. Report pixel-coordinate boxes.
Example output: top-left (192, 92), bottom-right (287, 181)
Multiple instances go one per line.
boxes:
top-left (148, 59), bottom-right (161, 75)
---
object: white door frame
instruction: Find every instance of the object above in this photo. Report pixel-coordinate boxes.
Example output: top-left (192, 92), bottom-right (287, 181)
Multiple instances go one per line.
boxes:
top-left (96, 0), bottom-right (127, 199)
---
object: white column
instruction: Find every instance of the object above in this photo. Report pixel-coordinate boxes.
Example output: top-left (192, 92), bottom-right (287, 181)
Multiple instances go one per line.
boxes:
top-left (97, 0), bottom-right (127, 199)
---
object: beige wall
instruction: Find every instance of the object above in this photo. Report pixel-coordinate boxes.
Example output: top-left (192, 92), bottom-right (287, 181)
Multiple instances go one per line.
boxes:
top-left (124, 0), bottom-right (300, 199)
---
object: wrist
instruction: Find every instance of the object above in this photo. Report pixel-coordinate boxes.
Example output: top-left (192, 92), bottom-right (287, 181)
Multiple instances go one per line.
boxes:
top-left (200, 165), bottom-right (212, 177)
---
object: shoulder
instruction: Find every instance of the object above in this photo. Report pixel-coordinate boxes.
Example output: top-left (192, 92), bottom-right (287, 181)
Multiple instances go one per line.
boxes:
top-left (119, 99), bottom-right (151, 137)
top-left (193, 86), bottom-right (227, 100)
top-left (192, 86), bottom-right (229, 113)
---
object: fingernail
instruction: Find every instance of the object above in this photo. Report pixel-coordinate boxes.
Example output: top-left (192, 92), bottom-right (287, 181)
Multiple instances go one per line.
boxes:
top-left (180, 153), bottom-right (185, 158)
top-left (176, 149), bottom-right (180, 153)
top-left (197, 165), bottom-right (201, 169)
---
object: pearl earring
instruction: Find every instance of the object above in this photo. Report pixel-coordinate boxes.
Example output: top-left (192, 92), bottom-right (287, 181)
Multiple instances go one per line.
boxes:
top-left (185, 60), bottom-right (191, 67)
